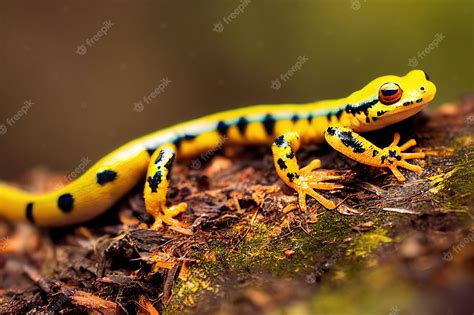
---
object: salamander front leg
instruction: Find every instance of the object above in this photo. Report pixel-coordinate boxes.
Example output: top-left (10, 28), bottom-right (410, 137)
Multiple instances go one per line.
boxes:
top-left (271, 132), bottom-right (346, 211)
top-left (145, 144), bottom-right (189, 232)
top-left (325, 127), bottom-right (425, 182)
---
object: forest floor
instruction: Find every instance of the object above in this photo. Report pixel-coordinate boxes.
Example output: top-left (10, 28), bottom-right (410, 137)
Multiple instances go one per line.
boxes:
top-left (1, 96), bottom-right (473, 315)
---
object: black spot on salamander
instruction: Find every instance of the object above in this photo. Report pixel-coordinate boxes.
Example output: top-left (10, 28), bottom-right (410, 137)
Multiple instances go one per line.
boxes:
top-left (376, 110), bottom-right (388, 116)
top-left (335, 109), bottom-right (344, 119)
top-left (173, 137), bottom-right (182, 150)
top-left (262, 114), bottom-right (276, 136)
top-left (236, 117), bottom-right (249, 135)
top-left (277, 158), bottom-right (287, 170)
top-left (287, 172), bottom-right (299, 182)
top-left (286, 152), bottom-right (295, 159)
top-left (389, 150), bottom-right (397, 157)
top-left (291, 114), bottom-right (299, 123)
top-left (146, 147), bottom-right (157, 156)
top-left (154, 150), bottom-right (165, 165)
top-left (26, 202), bottom-right (34, 223)
top-left (372, 117), bottom-right (378, 121)
top-left (381, 156), bottom-right (387, 164)
top-left (365, 116), bottom-right (370, 123)
top-left (326, 126), bottom-right (336, 136)
top-left (183, 134), bottom-right (196, 141)
top-left (396, 155), bottom-right (402, 161)
top-left (275, 135), bottom-right (287, 147)
top-left (147, 171), bottom-right (162, 193)
top-left (339, 131), bottom-right (366, 153)
top-left (345, 98), bottom-right (378, 117)
top-left (96, 170), bottom-right (118, 186)
top-left (372, 150), bottom-right (379, 157)
top-left (164, 154), bottom-right (175, 181)
top-left (217, 121), bottom-right (229, 135)
top-left (416, 98), bottom-right (423, 103)
top-left (326, 113), bottom-right (333, 121)
top-left (58, 193), bottom-right (74, 213)
top-left (307, 114), bottom-right (313, 124)
top-left (403, 101), bottom-right (413, 106)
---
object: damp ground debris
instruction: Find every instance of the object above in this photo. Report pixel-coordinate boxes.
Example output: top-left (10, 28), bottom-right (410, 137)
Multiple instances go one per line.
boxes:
top-left (1, 96), bottom-right (473, 315)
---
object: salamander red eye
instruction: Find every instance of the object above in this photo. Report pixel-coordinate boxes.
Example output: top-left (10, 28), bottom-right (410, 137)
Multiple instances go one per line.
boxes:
top-left (379, 82), bottom-right (403, 105)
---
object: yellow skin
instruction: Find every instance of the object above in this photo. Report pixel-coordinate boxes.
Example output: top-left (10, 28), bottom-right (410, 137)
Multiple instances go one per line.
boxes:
top-left (0, 70), bottom-right (436, 229)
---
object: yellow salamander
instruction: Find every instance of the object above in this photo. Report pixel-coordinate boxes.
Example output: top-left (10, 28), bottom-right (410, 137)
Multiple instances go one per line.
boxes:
top-left (0, 70), bottom-right (436, 229)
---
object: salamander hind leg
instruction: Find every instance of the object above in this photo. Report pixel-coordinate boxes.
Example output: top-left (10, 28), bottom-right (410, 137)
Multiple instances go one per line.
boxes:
top-left (271, 132), bottom-right (346, 211)
top-left (145, 144), bottom-right (191, 233)
top-left (325, 127), bottom-right (425, 182)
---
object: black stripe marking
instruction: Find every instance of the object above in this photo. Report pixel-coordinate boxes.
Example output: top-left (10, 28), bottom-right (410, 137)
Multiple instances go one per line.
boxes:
top-left (307, 114), bottom-right (313, 124)
top-left (326, 126), bottom-right (336, 136)
top-left (344, 98), bottom-right (378, 117)
top-left (339, 131), bottom-right (366, 153)
top-left (97, 170), bottom-right (118, 186)
top-left (154, 150), bottom-right (165, 165)
top-left (236, 117), bottom-right (249, 135)
top-left (173, 137), bottom-right (182, 150)
top-left (275, 135), bottom-right (287, 147)
top-left (217, 121), bottom-right (229, 135)
top-left (287, 172), bottom-right (299, 182)
top-left (416, 98), bottom-right (423, 103)
top-left (26, 202), bottom-right (34, 223)
top-left (146, 147), bottom-right (157, 156)
top-left (262, 114), bottom-right (276, 136)
top-left (277, 158), bottom-right (287, 170)
top-left (164, 154), bottom-right (175, 181)
top-left (372, 150), bottom-right (379, 157)
top-left (147, 171), bottom-right (162, 193)
top-left (58, 193), bottom-right (74, 213)
top-left (183, 134), bottom-right (196, 141)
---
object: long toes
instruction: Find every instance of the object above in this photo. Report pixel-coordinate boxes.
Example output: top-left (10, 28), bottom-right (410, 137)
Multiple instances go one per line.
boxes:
top-left (389, 166), bottom-right (406, 182)
top-left (163, 202), bottom-right (188, 218)
top-left (391, 132), bottom-right (401, 146)
top-left (298, 192), bottom-right (308, 212)
top-left (399, 139), bottom-right (417, 151)
top-left (160, 213), bottom-right (187, 227)
top-left (305, 189), bottom-right (337, 209)
top-left (310, 183), bottom-right (343, 190)
top-left (401, 152), bottom-right (425, 160)
top-left (398, 161), bottom-right (423, 174)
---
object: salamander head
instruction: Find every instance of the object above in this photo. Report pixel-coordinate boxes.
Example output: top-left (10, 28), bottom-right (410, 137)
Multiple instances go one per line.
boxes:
top-left (346, 70), bottom-right (436, 132)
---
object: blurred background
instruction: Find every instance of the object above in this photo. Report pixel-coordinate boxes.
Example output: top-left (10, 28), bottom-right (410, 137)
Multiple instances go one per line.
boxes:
top-left (0, 0), bottom-right (473, 179)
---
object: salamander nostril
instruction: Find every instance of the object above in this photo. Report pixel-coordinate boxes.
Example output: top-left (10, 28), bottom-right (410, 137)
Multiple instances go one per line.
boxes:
top-left (423, 71), bottom-right (430, 81)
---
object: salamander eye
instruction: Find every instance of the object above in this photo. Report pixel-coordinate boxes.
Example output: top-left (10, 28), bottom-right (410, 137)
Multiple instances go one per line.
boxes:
top-left (379, 82), bottom-right (403, 105)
